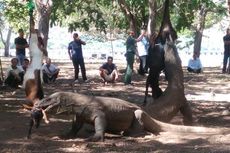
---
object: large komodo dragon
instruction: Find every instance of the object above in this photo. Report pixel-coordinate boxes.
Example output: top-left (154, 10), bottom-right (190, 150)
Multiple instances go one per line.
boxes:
top-left (143, 1), bottom-right (193, 125)
top-left (35, 91), bottom-right (229, 141)
top-left (144, 34), bottom-right (193, 125)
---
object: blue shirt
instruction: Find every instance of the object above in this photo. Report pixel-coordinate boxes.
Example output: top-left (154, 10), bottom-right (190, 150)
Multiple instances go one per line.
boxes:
top-left (68, 40), bottom-right (84, 59)
top-left (188, 58), bottom-right (202, 70)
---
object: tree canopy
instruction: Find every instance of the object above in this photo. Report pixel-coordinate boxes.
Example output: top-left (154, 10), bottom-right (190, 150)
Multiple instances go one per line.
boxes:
top-left (0, 0), bottom-right (228, 55)
top-left (1, 0), bottom-right (227, 34)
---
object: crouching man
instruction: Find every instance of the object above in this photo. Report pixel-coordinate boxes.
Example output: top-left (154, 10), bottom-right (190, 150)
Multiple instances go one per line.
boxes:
top-left (99, 56), bottom-right (118, 84)
top-left (5, 58), bottom-right (24, 88)
top-left (187, 52), bottom-right (202, 74)
top-left (42, 58), bottom-right (60, 83)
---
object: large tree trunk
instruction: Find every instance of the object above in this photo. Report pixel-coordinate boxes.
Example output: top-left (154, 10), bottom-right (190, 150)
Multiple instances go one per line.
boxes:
top-left (4, 29), bottom-right (12, 57)
top-left (0, 28), bottom-right (12, 57)
top-left (144, 0), bottom-right (177, 103)
top-left (117, 0), bottom-right (138, 34)
top-left (35, 0), bottom-right (52, 50)
top-left (193, 5), bottom-right (207, 57)
top-left (147, 0), bottom-right (157, 44)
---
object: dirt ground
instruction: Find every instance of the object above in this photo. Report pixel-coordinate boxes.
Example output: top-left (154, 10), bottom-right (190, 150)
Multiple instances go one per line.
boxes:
top-left (0, 57), bottom-right (230, 153)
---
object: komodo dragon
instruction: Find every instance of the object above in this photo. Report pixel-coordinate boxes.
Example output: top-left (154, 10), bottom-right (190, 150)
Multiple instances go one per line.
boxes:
top-left (34, 91), bottom-right (229, 141)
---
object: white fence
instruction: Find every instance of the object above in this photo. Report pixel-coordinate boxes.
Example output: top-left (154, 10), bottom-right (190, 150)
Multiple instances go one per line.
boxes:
top-left (0, 48), bottom-right (224, 67)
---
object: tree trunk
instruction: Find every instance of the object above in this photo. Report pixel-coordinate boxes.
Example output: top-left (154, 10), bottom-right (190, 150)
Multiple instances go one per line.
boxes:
top-left (144, 0), bottom-right (193, 125)
top-left (147, 0), bottom-right (157, 44)
top-left (4, 28), bottom-right (12, 57)
top-left (117, 0), bottom-right (138, 34)
top-left (193, 5), bottom-right (207, 57)
top-left (35, 0), bottom-right (52, 49)
top-left (0, 28), bottom-right (12, 57)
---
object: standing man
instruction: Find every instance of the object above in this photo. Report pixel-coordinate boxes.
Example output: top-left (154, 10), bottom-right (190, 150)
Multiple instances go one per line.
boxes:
top-left (137, 29), bottom-right (149, 75)
top-left (68, 33), bottom-right (88, 83)
top-left (223, 28), bottom-right (230, 73)
top-left (124, 30), bottom-right (143, 85)
top-left (15, 29), bottom-right (29, 66)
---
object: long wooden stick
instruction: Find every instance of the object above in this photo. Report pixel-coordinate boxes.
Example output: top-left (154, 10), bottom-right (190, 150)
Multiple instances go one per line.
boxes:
top-left (0, 57), bottom-right (4, 82)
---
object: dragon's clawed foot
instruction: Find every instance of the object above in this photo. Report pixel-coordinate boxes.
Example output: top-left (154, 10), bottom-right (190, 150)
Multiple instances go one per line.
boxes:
top-left (86, 134), bottom-right (104, 142)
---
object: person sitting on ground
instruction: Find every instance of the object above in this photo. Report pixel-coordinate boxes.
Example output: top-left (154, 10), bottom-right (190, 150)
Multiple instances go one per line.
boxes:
top-left (187, 53), bottom-right (202, 73)
top-left (99, 56), bottom-right (119, 84)
top-left (22, 58), bottom-right (30, 72)
top-left (42, 58), bottom-right (60, 83)
top-left (5, 58), bottom-right (24, 88)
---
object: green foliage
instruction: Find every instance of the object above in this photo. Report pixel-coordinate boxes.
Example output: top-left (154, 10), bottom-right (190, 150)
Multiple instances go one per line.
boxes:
top-left (0, 2), bottom-right (5, 29)
top-left (1, 0), bottom-right (228, 38)
top-left (173, 0), bottom-right (227, 33)
top-left (127, 0), bottom-right (149, 28)
top-left (51, 0), bottom-right (108, 33)
top-left (50, 0), bottom-right (150, 33)
top-left (3, 0), bottom-right (30, 33)
top-left (0, 42), bottom-right (4, 49)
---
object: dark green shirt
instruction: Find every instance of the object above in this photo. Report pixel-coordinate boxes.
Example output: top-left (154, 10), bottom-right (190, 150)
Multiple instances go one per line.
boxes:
top-left (126, 36), bottom-right (136, 54)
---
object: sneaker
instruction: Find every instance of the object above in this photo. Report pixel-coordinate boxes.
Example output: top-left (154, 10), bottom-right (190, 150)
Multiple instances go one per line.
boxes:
top-left (103, 81), bottom-right (108, 85)
top-left (83, 79), bottom-right (90, 83)
top-left (74, 79), bottom-right (79, 83)
top-left (124, 83), bottom-right (134, 86)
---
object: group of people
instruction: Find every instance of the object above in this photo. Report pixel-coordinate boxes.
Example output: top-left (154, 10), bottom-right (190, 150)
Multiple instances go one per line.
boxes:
top-left (98, 29), bottom-right (150, 85)
top-left (187, 27), bottom-right (230, 74)
top-left (4, 56), bottom-right (60, 88)
top-left (4, 29), bottom-right (150, 88)
top-left (67, 32), bottom-right (119, 84)
top-left (4, 26), bottom-right (230, 88)
top-left (4, 28), bottom-right (59, 88)
top-left (67, 30), bottom-right (150, 85)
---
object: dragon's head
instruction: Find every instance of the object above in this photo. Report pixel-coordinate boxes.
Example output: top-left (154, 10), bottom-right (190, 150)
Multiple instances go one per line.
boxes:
top-left (30, 92), bottom-right (60, 128)
top-left (37, 92), bottom-right (61, 112)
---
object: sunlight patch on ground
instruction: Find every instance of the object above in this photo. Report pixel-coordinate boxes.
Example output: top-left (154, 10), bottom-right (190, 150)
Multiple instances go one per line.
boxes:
top-left (186, 92), bottom-right (230, 102)
top-left (58, 142), bottom-right (91, 153)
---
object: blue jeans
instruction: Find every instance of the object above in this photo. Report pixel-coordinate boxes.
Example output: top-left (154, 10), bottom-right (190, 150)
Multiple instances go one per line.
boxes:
top-left (138, 55), bottom-right (148, 75)
top-left (16, 54), bottom-right (25, 66)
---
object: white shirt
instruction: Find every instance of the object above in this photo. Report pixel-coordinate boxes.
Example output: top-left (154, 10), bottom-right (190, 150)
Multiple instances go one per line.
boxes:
top-left (137, 37), bottom-right (149, 56)
top-left (188, 58), bottom-right (202, 70)
top-left (6, 65), bottom-right (24, 78)
top-left (23, 33), bottom-right (44, 88)
top-left (42, 63), bottom-right (58, 76)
